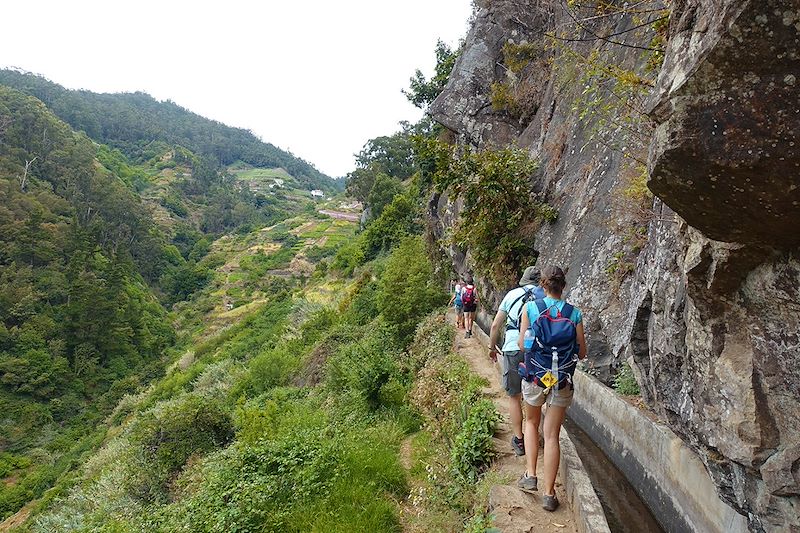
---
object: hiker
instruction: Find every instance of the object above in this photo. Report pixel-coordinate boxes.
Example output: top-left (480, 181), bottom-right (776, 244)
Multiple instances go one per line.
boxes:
top-left (516, 265), bottom-right (586, 512)
top-left (488, 266), bottom-right (545, 457)
top-left (461, 276), bottom-right (478, 338)
top-left (448, 277), bottom-right (465, 329)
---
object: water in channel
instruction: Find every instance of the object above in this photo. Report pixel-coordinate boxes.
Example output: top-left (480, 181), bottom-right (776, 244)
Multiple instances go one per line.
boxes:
top-left (563, 417), bottom-right (665, 533)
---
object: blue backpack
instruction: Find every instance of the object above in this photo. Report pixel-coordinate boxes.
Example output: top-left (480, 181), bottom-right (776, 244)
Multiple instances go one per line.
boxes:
top-left (517, 299), bottom-right (579, 390)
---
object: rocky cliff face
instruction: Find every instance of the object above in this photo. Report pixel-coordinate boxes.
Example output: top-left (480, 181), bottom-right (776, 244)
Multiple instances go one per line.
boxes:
top-left (427, 1), bottom-right (799, 530)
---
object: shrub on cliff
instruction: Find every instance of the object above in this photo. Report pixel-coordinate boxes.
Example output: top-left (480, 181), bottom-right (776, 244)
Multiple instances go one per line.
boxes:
top-left (413, 139), bottom-right (557, 286)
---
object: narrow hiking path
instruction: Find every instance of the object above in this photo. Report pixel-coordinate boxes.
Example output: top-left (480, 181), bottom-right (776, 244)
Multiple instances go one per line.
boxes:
top-left (451, 312), bottom-right (578, 533)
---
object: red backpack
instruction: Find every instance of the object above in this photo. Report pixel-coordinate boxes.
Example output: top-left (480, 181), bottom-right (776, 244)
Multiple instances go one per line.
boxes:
top-left (462, 285), bottom-right (476, 306)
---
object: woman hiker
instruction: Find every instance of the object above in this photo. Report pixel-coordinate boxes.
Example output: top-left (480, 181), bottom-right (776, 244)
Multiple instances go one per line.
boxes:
top-left (516, 265), bottom-right (586, 512)
top-left (448, 277), bottom-right (465, 329)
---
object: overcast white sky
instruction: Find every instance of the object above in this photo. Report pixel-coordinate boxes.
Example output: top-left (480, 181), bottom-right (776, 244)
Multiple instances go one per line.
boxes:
top-left (1, 0), bottom-right (473, 178)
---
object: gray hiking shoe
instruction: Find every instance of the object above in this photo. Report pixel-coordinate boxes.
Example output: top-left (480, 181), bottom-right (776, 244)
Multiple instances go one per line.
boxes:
top-left (511, 435), bottom-right (525, 456)
top-left (517, 473), bottom-right (537, 492)
top-left (465, 331), bottom-right (472, 339)
top-left (542, 493), bottom-right (559, 512)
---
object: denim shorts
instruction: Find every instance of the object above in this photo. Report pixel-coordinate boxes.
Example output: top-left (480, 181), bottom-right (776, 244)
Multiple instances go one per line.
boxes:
top-left (501, 350), bottom-right (524, 396)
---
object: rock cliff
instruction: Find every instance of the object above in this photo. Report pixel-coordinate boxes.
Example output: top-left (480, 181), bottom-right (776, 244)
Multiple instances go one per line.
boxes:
top-left (426, 1), bottom-right (799, 530)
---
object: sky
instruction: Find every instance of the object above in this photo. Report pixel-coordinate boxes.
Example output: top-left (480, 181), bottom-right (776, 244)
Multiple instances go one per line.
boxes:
top-left (0, 0), bottom-right (474, 178)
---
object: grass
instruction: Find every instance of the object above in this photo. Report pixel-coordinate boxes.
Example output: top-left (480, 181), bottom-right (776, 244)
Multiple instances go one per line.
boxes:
top-left (231, 167), bottom-right (293, 182)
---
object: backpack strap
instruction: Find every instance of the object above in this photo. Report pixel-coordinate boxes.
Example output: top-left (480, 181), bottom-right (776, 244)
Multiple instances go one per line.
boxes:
top-left (505, 288), bottom-right (532, 329)
top-left (534, 299), bottom-right (548, 316)
top-left (560, 303), bottom-right (574, 321)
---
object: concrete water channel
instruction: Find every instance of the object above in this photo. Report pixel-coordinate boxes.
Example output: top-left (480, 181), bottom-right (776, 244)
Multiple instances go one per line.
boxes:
top-left (473, 314), bottom-right (747, 532)
top-left (564, 417), bottom-right (663, 533)
top-left (569, 370), bottom-right (748, 533)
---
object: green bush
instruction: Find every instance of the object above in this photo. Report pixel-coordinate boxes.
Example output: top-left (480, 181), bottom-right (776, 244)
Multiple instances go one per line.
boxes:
top-left (331, 239), bottom-right (366, 276)
top-left (154, 412), bottom-right (405, 532)
top-left (339, 271), bottom-right (380, 326)
top-left (405, 313), bottom-right (455, 373)
top-left (451, 398), bottom-right (501, 484)
top-left (326, 327), bottom-right (401, 410)
top-left (377, 236), bottom-right (447, 345)
top-left (239, 340), bottom-right (303, 396)
top-left (613, 362), bottom-right (641, 396)
top-left (126, 394), bottom-right (235, 503)
top-left (361, 192), bottom-right (420, 260)
top-left (414, 140), bottom-right (557, 286)
top-left (0, 452), bottom-right (31, 478)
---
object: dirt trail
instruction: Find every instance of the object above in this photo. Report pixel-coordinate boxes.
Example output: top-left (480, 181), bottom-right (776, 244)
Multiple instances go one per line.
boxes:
top-left (451, 312), bottom-right (578, 533)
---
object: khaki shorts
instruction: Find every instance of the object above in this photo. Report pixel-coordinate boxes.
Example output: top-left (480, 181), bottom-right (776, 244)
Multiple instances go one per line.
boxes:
top-left (522, 380), bottom-right (574, 408)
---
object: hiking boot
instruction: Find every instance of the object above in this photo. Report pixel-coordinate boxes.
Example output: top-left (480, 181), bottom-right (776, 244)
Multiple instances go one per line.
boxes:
top-left (465, 331), bottom-right (472, 339)
top-left (517, 473), bottom-right (537, 492)
top-left (542, 493), bottom-right (559, 512)
top-left (511, 435), bottom-right (525, 456)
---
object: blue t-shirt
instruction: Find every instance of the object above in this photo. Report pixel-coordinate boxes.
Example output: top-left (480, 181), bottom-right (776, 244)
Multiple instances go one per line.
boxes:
top-left (524, 297), bottom-right (583, 326)
top-left (498, 285), bottom-right (544, 352)
top-left (453, 284), bottom-right (463, 306)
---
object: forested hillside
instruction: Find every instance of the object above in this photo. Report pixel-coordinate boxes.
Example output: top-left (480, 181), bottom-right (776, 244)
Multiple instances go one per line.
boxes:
top-left (0, 78), bottom-right (340, 524)
top-left (0, 69), bottom-right (339, 192)
top-left (0, 41), bottom-right (514, 531)
top-left (0, 85), bottom-right (177, 519)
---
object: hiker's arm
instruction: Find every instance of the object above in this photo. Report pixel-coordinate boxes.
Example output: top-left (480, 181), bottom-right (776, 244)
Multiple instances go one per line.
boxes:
top-left (576, 322), bottom-right (587, 360)
top-left (517, 308), bottom-right (530, 351)
top-left (448, 294), bottom-right (455, 305)
top-left (489, 310), bottom-right (507, 361)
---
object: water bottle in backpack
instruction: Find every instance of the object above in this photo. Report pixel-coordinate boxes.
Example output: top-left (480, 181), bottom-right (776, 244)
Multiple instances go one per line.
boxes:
top-left (518, 300), bottom-right (579, 390)
top-left (523, 328), bottom-right (534, 351)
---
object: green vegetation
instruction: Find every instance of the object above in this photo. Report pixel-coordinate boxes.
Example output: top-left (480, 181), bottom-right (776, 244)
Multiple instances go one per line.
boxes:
top-left (0, 69), bottom-right (339, 192)
top-left (0, 77), bottom-right (342, 523)
top-left (613, 362), bottom-right (641, 396)
top-left (0, 86), bottom-right (187, 518)
top-left (20, 225), bottom-right (471, 532)
top-left (489, 41), bottom-right (543, 123)
top-left (0, 35), bottom-right (516, 531)
top-left (415, 138), bottom-right (557, 286)
top-left (404, 315), bottom-right (501, 530)
top-left (501, 41), bottom-right (539, 75)
top-left (403, 39), bottom-right (461, 110)
top-left (345, 125), bottom-right (417, 222)
top-left (377, 236), bottom-right (447, 344)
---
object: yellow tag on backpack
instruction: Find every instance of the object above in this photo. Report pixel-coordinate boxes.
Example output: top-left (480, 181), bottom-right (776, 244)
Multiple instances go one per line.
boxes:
top-left (540, 371), bottom-right (558, 389)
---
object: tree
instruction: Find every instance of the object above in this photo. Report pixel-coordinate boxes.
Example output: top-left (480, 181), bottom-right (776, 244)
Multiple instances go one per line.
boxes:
top-left (346, 129), bottom-right (417, 205)
top-left (17, 156), bottom-right (37, 191)
top-left (362, 191), bottom-right (420, 260)
top-left (355, 133), bottom-right (415, 180)
top-left (377, 236), bottom-right (447, 344)
top-left (366, 173), bottom-right (403, 219)
top-left (403, 40), bottom-right (461, 110)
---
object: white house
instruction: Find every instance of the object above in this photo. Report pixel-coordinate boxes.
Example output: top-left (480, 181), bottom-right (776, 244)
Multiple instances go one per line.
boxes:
top-left (310, 189), bottom-right (324, 198)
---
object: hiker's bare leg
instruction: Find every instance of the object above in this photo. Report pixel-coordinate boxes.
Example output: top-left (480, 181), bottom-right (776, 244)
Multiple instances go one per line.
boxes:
top-left (510, 393), bottom-right (523, 439)
top-left (524, 403), bottom-right (542, 476)
top-left (542, 404), bottom-right (567, 495)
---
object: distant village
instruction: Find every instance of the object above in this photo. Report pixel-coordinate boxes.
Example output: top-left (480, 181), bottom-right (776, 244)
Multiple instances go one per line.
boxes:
top-left (240, 174), bottom-right (325, 200)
